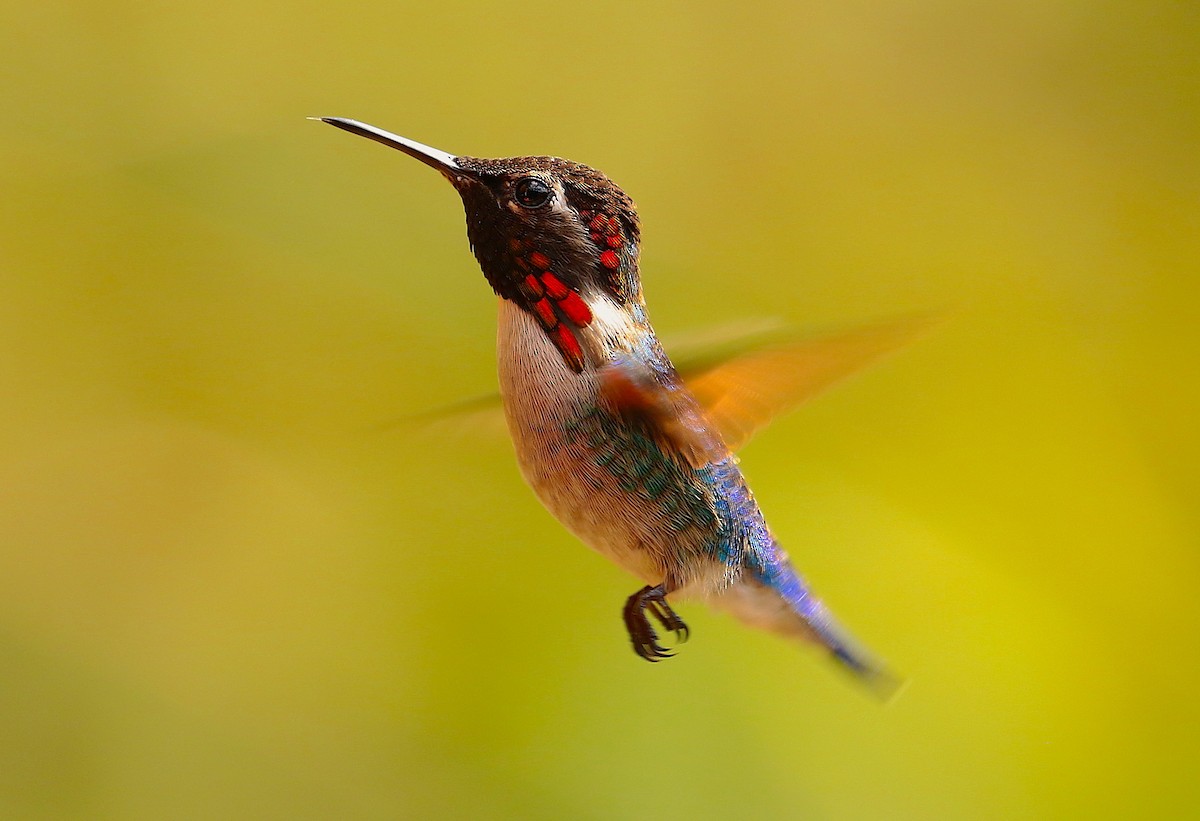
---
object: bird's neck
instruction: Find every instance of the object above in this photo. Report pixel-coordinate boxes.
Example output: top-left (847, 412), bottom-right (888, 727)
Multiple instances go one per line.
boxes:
top-left (496, 291), bottom-right (656, 424)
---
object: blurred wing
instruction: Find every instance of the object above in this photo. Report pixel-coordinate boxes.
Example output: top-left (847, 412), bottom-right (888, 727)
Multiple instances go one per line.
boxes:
top-left (596, 355), bottom-right (729, 469)
top-left (391, 314), bottom-right (938, 448)
top-left (683, 314), bottom-right (938, 451)
top-left (387, 319), bottom-right (792, 436)
top-left (376, 391), bottom-right (509, 437)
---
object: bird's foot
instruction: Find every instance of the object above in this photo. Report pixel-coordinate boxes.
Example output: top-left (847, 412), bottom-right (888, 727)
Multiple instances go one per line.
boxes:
top-left (623, 584), bottom-right (689, 661)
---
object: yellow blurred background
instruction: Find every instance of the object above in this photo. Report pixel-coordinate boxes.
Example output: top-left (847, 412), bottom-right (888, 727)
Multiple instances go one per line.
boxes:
top-left (2, 2), bottom-right (1197, 818)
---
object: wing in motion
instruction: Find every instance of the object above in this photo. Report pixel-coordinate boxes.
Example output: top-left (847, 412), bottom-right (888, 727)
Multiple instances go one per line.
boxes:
top-left (680, 314), bottom-right (937, 450)
top-left (397, 313), bottom-right (938, 446)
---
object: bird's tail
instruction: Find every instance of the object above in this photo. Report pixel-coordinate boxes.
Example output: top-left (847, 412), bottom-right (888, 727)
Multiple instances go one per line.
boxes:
top-left (713, 563), bottom-right (904, 701)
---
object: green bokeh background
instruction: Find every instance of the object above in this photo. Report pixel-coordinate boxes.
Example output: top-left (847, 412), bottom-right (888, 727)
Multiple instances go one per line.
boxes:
top-left (2, 2), bottom-right (1198, 818)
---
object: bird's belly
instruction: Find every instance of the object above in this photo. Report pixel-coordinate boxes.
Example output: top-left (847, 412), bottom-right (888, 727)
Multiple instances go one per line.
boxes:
top-left (509, 424), bottom-right (669, 583)
top-left (495, 301), bottom-right (716, 585)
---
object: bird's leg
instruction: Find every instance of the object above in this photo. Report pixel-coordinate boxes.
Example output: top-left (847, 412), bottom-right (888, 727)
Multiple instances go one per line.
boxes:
top-left (623, 584), bottom-right (689, 661)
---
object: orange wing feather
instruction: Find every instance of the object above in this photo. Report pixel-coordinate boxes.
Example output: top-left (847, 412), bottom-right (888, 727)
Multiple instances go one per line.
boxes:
top-left (400, 314), bottom-right (938, 448)
top-left (681, 315), bottom-right (938, 451)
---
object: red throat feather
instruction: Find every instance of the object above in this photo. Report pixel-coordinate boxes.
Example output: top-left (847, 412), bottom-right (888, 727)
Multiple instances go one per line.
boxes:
top-left (523, 273), bottom-right (544, 297)
top-left (550, 324), bottom-right (585, 372)
top-left (539, 272), bottom-right (571, 300)
top-left (557, 291), bottom-right (593, 326)
top-left (532, 297), bottom-right (558, 329)
top-left (518, 245), bottom-right (604, 372)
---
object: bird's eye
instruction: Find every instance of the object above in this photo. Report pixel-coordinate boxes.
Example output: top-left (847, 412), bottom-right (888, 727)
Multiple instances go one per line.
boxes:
top-left (514, 177), bottom-right (553, 208)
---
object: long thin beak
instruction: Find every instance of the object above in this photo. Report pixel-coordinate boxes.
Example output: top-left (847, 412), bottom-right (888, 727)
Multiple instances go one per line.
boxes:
top-left (313, 117), bottom-right (464, 178)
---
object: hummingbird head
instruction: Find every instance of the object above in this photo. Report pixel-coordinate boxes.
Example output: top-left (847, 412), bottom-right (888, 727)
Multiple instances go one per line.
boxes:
top-left (319, 118), bottom-right (644, 371)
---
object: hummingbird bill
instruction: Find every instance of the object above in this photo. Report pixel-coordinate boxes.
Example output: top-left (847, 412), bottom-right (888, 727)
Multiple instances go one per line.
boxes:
top-left (318, 117), bottom-right (913, 699)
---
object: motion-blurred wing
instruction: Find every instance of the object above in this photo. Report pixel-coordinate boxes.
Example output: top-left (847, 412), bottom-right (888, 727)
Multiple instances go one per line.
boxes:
top-left (378, 391), bottom-right (509, 437)
top-left (683, 315), bottom-right (937, 451)
top-left (596, 354), bottom-right (729, 469)
top-left (389, 319), bottom-right (790, 436)
top-left (396, 315), bottom-right (936, 448)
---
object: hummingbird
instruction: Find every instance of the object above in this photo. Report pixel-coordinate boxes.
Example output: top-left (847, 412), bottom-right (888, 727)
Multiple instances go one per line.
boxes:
top-left (318, 117), bottom-right (903, 697)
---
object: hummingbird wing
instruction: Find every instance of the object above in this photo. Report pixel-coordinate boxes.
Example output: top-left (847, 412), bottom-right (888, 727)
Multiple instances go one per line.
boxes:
top-left (377, 320), bottom-right (788, 436)
top-left (395, 314), bottom-right (936, 446)
top-left (680, 314), bottom-right (938, 451)
top-left (595, 353), bottom-right (730, 470)
top-left (372, 390), bottom-right (511, 438)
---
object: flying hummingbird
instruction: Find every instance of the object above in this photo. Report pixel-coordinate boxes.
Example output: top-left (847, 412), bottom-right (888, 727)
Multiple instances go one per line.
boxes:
top-left (317, 117), bottom-right (906, 698)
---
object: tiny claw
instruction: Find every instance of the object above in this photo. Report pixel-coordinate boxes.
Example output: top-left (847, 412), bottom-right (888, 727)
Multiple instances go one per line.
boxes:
top-left (648, 642), bottom-right (673, 660)
top-left (647, 597), bottom-right (689, 644)
top-left (623, 584), bottom-right (689, 662)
